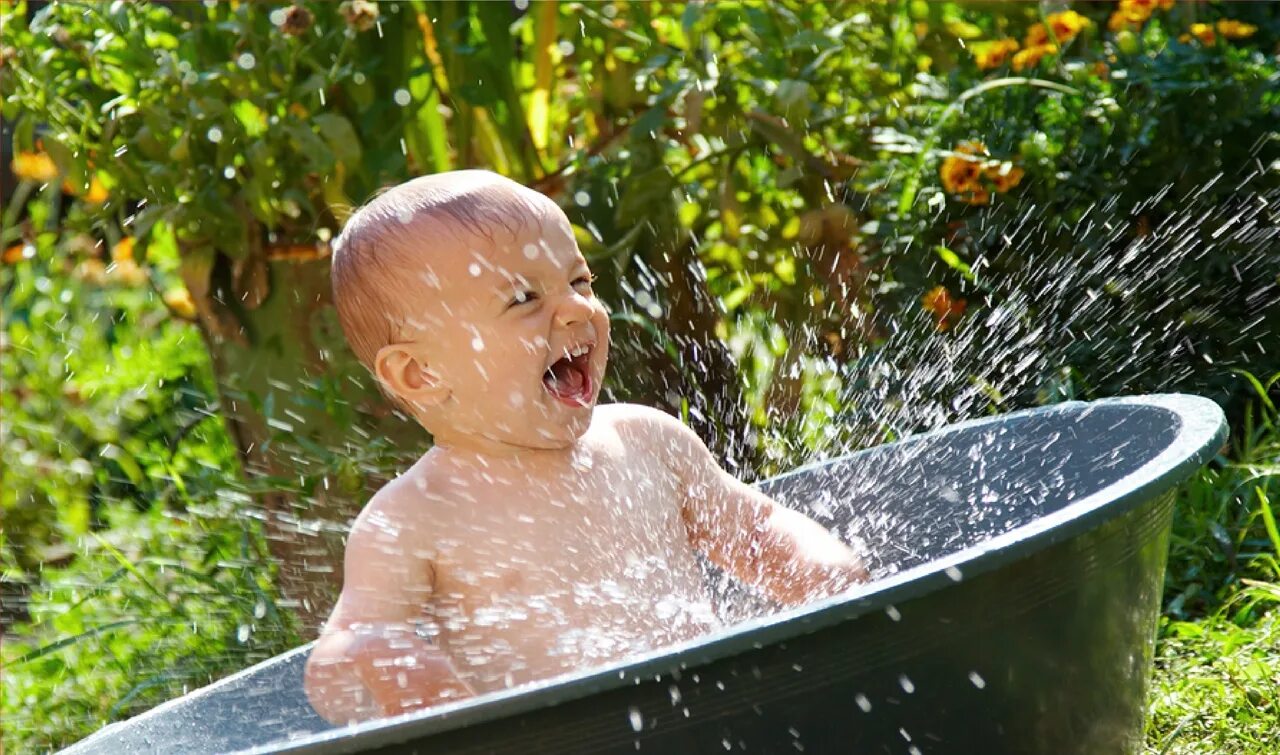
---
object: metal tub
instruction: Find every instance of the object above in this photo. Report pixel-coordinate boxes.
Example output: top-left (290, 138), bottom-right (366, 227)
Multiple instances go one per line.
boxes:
top-left (64, 394), bottom-right (1225, 754)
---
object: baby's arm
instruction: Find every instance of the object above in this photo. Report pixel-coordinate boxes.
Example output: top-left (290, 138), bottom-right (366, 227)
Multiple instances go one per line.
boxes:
top-left (633, 408), bottom-right (869, 606)
top-left (304, 492), bottom-right (472, 724)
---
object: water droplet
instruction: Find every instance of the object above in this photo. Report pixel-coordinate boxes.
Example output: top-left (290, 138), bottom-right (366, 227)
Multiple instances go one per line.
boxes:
top-left (469, 262), bottom-right (482, 277)
top-left (969, 671), bottom-right (986, 689)
top-left (353, 71), bottom-right (367, 85)
top-left (574, 191), bottom-right (591, 207)
top-left (236, 52), bottom-right (256, 70)
top-left (854, 693), bottom-right (872, 712)
top-left (207, 126), bottom-right (223, 143)
top-left (628, 706), bottom-right (643, 732)
top-left (236, 624), bottom-right (250, 643)
top-left (523, 243), bottom-right (540, 260)
top-left (558, 40), bottom-right (575, 56)
top-left (945, 565), bottom-right (963, 582)
top-left (898, 674), bottom-right (915, 694)
top-left (885, 604), bottom-right (901, 621)
top-left (472, 336), bottom-right (485, 352)
top-left (394, 88), bottom-right (411, 106)
top-left (223, 166), bottom-right (236, 179)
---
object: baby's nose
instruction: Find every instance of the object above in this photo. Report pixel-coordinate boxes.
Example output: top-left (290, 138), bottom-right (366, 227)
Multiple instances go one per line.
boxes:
top-left (554, 292), bottom-right (593, 328)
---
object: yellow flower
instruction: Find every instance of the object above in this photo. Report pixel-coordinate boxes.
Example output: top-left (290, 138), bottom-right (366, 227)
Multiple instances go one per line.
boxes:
top-left (1105, 0), bottom-right (1157, 33)
top-left (922, 286), bottom-right (968, 332)
top-left (84, 175), bottom-right (109, 204)
top-left (971, 38), bottom-right (1019, 71)
top-left (1012, 43), bottom-right (1057, 72)
top-left (11, 151), bottom-right (59, 182)
top-left (1047, 11), bottom-right (1090, 44)
top-left (1216, 19), bottom-right (1257, 40)
top-left (164, 288), bottom-right (198, 320)
top-left (111, 236), bottom-right (135, 263)
top-left (987, 163), bottom-right (1025, 193)
top-left (1186, 22), bottom-right (1216, 45)
top-left (1024, 23), bottom-right (1050, 48)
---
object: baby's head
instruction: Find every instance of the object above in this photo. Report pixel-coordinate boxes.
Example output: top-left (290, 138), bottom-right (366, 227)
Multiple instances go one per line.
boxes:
top-left (331, 170), bottom-right (609, 453)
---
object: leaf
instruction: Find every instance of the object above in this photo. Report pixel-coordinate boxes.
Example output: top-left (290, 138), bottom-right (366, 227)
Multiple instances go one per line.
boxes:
top-left (311, 113), bottom-right (362, 166)
top-left (934, 245), bottom-right (974, 281)
top-left (232, 100), bottom-right (267, 138)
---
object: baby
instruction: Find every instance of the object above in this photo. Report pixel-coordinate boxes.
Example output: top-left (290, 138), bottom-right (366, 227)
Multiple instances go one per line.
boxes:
top-left (303, 170), bottom-right (868, 724)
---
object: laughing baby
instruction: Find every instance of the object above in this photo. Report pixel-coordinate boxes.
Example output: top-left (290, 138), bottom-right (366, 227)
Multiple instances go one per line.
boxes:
top-left (303, 170), bottom-right (867, 724)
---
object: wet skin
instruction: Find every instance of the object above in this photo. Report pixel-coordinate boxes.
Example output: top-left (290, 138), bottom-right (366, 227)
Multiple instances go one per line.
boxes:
top-left (305, 179), bottom-right (867, 724)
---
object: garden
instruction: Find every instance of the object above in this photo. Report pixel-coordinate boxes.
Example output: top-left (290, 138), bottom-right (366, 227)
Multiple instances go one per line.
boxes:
top-left (2, 0), bottom-right (1278, 751)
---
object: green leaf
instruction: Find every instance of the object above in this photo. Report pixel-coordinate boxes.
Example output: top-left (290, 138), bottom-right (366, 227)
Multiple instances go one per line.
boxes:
top-left (231, 100), bottom-right (267, 138)
top-left (934, 245), bottom-right (974, 281)
top-left (312, 113), bottom-right (362, 166)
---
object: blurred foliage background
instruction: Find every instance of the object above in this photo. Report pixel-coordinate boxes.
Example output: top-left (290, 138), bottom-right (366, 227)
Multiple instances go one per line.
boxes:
top-left (2, 0), bottom-right (1278, 751)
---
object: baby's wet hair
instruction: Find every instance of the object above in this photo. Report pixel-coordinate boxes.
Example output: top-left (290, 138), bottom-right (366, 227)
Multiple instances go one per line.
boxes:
top-left (331, 170), bottom-right (558, 373)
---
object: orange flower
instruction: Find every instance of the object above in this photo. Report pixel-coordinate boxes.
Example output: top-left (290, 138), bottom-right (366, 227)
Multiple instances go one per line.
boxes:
top-left (1183, 22), bottom-right (1216, 45)
top-left (1216, 19), bottom-right (1257, 40)
top-left (1025, 22), bottom-right (1050, 48)
top-left (1092, 61), bottom-right (1111, 79)
top-left (1012, 43), bottom-right (1057, 72)
top-left (2, 243), bottom-right (29, 264)
top-left (922, 285), bottom-right (968, 332)
top-left (987, 163), bottom-right (1025, 193)
top-left (164, 288), bottom-right (198, 319)
top-left (62, 174), bottom-right (110, 204)
top-left (111, 236), bottom-right (135, 263)
top-left (11, 151), bottom-right (59, 182)
top-left (940, 142), bottom-right (987, 195)
top-left (971, 38), bottom-right (1019, 70)
top-left (84, 175), bottom-right (109, 204)
top-left (1047, 11), bottom-right (1090, 44)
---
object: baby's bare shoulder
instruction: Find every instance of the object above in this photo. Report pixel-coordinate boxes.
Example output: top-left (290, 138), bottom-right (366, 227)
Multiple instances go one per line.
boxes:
top-left (348, 457), bottom-right (451, 547)
top-left (592, 402), bottom-right (686, 439)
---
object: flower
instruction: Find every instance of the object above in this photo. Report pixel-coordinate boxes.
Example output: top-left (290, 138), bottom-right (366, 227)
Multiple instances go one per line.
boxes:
top-left (987, 163), bottom-right (1025, 193)
top-left (11, 151), bottom-right (58, 182)
top-left (1216, 19), bottom-right (1257, 40)
top-left (1012, 43), bottom-right (1057, 72)
top-left (164, 288), bottom-right (198, 320)
top-left (971, 38), bottom-right (1019, 71)
top-left (339, 0), bottom-right (379, 32)
top-left (2, 243), bottom-right (29, 264)
top-left (922, 286), bottom-right (968, 332)
top-left (1025, 23), bottom-right (1049, 48)
top-left (940, 143), bottom-right (986, 195)
top-left (278, 4), bottom-right (313, 37)
top-left (62, 174), bottom-right (109, 204)
top-left (111, 236), bottom-right (135, 263)
top-left (1184, 22), bottom-right (1216, 45)
top-left (1047, 11), bottom-right (1090, 44)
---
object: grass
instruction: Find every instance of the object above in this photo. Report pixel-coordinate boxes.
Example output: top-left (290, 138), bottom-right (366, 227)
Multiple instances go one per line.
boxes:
top-left (1145, 373), bottom-right (1280, 753)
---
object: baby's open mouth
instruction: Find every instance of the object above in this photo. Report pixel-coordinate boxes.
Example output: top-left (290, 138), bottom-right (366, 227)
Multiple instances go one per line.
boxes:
top-left (543, 343), bottom-right (594, 407)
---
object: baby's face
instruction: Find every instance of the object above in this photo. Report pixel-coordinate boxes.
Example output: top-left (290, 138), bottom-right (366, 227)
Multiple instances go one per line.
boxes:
top-left (409, 208), bottom-right (609, 451)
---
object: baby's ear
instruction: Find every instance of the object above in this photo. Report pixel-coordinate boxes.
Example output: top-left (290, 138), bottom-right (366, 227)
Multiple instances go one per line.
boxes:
top-left (374, 344), bottom-right (450, 408)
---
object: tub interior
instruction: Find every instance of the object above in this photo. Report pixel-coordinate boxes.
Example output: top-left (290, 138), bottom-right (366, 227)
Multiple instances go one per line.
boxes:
top-left (762, 402), bottom-right (1179, 575)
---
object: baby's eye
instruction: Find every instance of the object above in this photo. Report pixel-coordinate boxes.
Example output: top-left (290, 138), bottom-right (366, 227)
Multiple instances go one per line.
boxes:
top-left (571, 274), bottom-right (595, 293)
top-left (507, 290), bottom-right (539, 309)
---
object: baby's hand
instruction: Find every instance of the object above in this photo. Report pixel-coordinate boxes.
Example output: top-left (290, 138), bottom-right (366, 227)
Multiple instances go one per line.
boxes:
top-left (305, 624), bottom-right (473, 724)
